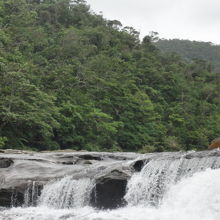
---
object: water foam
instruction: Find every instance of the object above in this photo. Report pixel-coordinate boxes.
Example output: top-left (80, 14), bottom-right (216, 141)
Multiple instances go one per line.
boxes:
top-left (39, 176), bottom-right (94, 209)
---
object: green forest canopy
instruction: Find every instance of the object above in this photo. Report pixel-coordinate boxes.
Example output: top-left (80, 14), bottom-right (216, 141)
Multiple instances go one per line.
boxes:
top-left (155, 38), bottom-right (220, 72)
top-left (0, 0), bottom-right (220, 152)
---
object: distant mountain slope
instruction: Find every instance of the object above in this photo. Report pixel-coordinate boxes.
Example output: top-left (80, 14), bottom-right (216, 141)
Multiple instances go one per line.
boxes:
top-left (155, 39), bottom-right (220, 72)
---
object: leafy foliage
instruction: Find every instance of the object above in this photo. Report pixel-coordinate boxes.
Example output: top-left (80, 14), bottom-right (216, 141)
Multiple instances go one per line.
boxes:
top-left (0, 0), bottom-right (219, 152)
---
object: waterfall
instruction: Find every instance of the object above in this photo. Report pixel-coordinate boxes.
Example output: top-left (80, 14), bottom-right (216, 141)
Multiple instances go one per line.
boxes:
top-left (125, 158), bottom-right (183, 206)
top-left (19, 155), bottom-right (220, 210)
top-left (161, 168), bottom-right (220, 215)
top-left (2, 152), bottom-right (220, 220)
top-left (23, 181), bottom-right (40, 207)
top-left (38, 176), bottom-right (95, 209)
top-left (3, 168), bottom-right (220, 220)
top-left (125, 155), bottom-right (220, 207)
top-left (11, 181), bottom-right (41, 207)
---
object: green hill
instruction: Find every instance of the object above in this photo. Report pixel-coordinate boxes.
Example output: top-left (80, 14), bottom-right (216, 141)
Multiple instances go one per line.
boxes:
top-left (155, 39), bottom-right (220, 72)
top-left (1, 0), bottom-right (220, 152)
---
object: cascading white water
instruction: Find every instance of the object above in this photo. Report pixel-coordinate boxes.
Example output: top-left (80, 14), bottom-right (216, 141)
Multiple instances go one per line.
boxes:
top-left (125, 156), bottom-right (220, 207)
top-left (125, 158), bottom-right (183, 206)
top-left (160, 168), bottom-right (220, 219)
top-left (2, 155), bottom-right (220, 220)
top-left (39, 177), bottom-right (95, 209)
top-left (23, 181), bottom-right (39, 207)
top-left (2, 168), bottom-right (220, 220)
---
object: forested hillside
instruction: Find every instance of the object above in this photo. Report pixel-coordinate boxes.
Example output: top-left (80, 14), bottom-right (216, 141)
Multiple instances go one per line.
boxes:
top-left (155, 39), bottom-right (220, 72)
top-left (1, 0), bottom-right (220, 152)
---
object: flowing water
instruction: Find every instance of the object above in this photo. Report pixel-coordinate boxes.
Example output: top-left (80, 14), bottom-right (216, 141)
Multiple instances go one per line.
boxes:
top-left (1, 155), bottom-right (220, 220)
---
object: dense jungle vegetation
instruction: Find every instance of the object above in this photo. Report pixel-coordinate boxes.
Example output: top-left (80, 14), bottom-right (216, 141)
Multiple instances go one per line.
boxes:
top-left (155, 39), bottom-right (220, 72)
top-left (0, 0), bottom-right (220, 152)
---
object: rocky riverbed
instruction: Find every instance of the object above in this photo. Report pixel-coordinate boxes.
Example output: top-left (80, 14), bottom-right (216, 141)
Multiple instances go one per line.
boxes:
top-left (1, 149), bottom-right (220, 209)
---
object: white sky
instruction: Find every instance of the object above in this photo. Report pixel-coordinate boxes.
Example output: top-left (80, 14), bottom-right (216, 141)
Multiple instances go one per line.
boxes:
top-left (86, 0), bottom-right (220, 44)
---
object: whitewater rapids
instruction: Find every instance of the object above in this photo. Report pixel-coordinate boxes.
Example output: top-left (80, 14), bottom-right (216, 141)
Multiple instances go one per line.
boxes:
top-left (1, 168), bottom-right (220, 220)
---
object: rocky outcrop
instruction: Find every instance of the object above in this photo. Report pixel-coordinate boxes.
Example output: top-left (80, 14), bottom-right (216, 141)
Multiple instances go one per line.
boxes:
top-left (1, 149), bottom-right (220, 209)
top-left (91, 169), bottom-right (130, 209)
top-left (0, 158), bottom-right (13, 168)
top-left (0, 151), bottom-right (138, 208)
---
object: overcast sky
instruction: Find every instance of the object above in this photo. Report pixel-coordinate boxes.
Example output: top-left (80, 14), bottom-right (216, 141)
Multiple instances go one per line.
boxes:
top-left (86, 0), bottom-right (220, 44)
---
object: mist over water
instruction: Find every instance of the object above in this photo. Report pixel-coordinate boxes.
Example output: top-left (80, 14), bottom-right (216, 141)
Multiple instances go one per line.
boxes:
top-left (1, 159), bottom-right (220, 220)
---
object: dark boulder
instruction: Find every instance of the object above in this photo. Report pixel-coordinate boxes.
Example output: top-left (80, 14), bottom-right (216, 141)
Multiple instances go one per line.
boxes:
top-left (132, 159), bottom-right (145, 172)
top-left (0, 158), bottom-right (13, 168)
top-left (78, 154), bottom-right (102, 161)
top-left (91, 170), bottom-right (130, 209)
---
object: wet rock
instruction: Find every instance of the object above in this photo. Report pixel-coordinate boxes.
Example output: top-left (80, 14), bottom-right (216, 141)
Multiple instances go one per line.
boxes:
top-left (78, 154), bottom-right (102, 161)
top-left (184, 149), bottom-right (220, 159)
top-left (91, 170), bottom-right (130, 209)
top-left (0, 152), bottom-right (137, 207)
top-left (0, 188), bottom-right (25, 207)
top-left (132, 159), bottom-right (145, 172)
top-left (0, 189), bottom-right (14, 207)
top-left (0, 158), bottom-right (14, 168)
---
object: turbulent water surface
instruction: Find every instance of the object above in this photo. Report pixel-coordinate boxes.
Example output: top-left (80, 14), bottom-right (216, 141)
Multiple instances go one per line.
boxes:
top-left (1, 152), bottom-right (220, 220)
